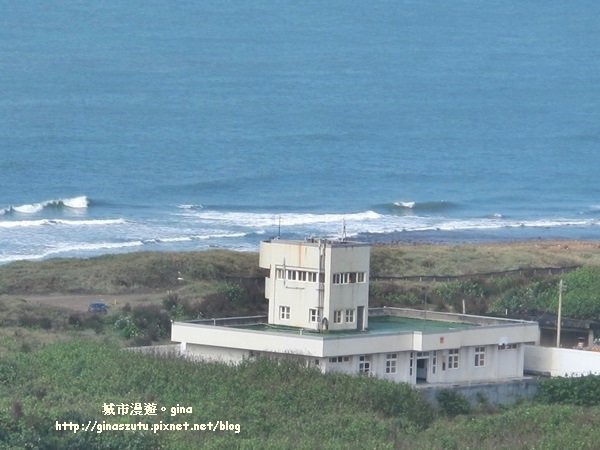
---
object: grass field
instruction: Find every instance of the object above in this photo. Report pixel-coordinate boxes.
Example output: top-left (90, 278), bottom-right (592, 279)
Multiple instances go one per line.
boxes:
top-left (2, 240), bottom-right (600, 448)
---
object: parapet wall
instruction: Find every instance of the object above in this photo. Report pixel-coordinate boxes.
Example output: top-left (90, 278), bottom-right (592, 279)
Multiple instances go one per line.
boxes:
top-left (524, 345), bottom-right (600, 377)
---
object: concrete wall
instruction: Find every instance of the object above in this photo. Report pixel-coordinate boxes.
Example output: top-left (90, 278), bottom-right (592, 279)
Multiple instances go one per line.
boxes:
top-left (419, 378), bottom-right (540, 407)
top-left (325, 244), bottom-right (370, 330)
top-left (125, 344), bottom-right (180, 357)
top-left (185, 344), bottom-right (251, 364)
top-left (172, 322), bottom-right (326, 356)
top-left (260, 240), bottom-right (323, 329)
top-left (259, 239), bottom-right (370, 331)
top-left (524, 345), bottom-right (600, 377)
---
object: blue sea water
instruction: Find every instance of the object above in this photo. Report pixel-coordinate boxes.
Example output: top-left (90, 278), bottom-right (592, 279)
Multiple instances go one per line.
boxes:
top-left (2, 1), bottom-right (600, 262)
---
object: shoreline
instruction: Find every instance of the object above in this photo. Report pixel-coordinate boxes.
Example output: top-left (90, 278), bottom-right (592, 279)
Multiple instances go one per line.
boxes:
top-left (2, 234), bottom-right (600, 267)
top-left (4, 219), bottom-right (600, 263)
top-left (359, 226), bottom-right (600, 246)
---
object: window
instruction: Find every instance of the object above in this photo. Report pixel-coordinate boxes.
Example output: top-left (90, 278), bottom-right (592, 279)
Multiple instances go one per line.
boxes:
top-left (282, 269), bottom-right (318, 283)
top-left (333, 272), bottom-right (367, 284)
top-left (345, 309), bottom-right (355, 323)
top-left (432, 351), bottom-right (437, 374)
top-left (409, 352), bottom-right (414, 376)
top-left (474, 346), bottom-right (486, 367)
top-left (333, 310), bottom-right (342, 323)
top-left (498, 343), bottom-right (517, 350)
top-left (309, 308), bottom-right (319, 323)
top-left (279, 306), bottom-right (290, 320)
top-left (448, 349), bottom-right (459, 369)
top-left (359, 355), bottom-right (371, 374)
top-left (385, 353), bottom-right (397, 374)
top-left (329, 356), bottom-right (350, 363)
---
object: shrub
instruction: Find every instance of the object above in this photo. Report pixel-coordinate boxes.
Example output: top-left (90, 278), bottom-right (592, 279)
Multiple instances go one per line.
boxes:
top-left (130, 304), bottom-right (171, 340)
top-left (68, 313), bottom-right (104, 333)
top-left (113, 315), bottom-right (140, 339)
top-left (561, 267), bottom-right (600, 320)
top-left (536, 375), bottom-right (600, 406)
top-left (436, 389), bottom-right (471, 416)
top-left (17, 314), bottom-right (52, 330)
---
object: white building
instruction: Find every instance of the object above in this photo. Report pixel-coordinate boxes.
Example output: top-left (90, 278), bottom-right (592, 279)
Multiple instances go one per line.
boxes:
top-left (171, 238), bottom-right (539, 385)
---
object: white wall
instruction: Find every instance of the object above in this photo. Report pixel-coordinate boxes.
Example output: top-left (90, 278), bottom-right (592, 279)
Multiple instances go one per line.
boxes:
top-left (524, 345), bottom-right (600, 377)
top-left (259, 239), bottom-right (370, 331)
top-left (185, 344), bottom-right (251, 363)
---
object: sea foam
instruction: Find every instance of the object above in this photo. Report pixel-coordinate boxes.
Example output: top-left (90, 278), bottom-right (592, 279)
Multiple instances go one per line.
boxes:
top-left (3, 195), bottom-right (90, 215)
top-left (0, 218), bottom-right (125, 229)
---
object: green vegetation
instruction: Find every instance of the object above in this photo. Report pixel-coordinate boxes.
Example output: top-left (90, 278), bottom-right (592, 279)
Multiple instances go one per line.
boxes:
top-left (435, 389), bottom-right (471, 416)
top-left (0, 250), bottom-right (260, 296)
top-left (2, 241), bottom-right (600, 321)
top-left (1, 338), bottom-right (599, 449)
top-left (0, 339), bottom-right (433, 449)
top-left (536, 374), bottom-right (600, 406)
top-left (2, 241), bottom-right (600, 447)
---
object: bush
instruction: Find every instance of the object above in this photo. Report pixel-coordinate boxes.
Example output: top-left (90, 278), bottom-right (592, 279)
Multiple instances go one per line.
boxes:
top-left (113, 315), bottom-right (140, 339)
top-left (162, 291), bottom-right (202, 320)
top-left (68, 313), bottom-right (104, 333)
top-left (17, 314), bottom-right (52, 330)
top-left (436, 389), bottom-right (471, 416)
top-left (114, 304), bottom-right (171, 342)
top-left (561, 267), bottom-right (600, 320)
top-left (200, 280), bottom-right (266, 318)
top-left (131, 304), bottom-right (171, 341)
top-left (536, 375), bottom-right (600, 406)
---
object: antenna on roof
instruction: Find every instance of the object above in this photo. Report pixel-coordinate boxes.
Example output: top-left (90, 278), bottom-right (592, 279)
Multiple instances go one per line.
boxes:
top-left (342, 218), bottom-right (347, 241)
top-left (278, 215), bottom-right (281, 239)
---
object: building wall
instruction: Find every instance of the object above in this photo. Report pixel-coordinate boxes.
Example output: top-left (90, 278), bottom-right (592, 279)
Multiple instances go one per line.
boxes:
top-left (172, 318), bottom-right (536, 386)
top-left (324, 244), bottom-right (370, 331)
top-left (185, 344), bottom-right (252, 364)
top-left (259, 239), bottom-right (370, 331)
top-left (266, 345), bottom-right (523, 386)
top-left (524, 344), bottom-right (600, 376)
top-left (260, 239), bottom-right (323, 329)
top-left (425, 345), bottom-right (523, 384)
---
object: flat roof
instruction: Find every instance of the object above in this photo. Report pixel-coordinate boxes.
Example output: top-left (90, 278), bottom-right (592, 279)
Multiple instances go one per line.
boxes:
top-left (233, 315), bottom-right (477, 338)
top-left (261, 237), bottom-right (369, 248)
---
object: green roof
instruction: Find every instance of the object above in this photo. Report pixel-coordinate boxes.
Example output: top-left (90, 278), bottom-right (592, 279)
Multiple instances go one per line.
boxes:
top-left (234, 315), bottom-right (477, 338)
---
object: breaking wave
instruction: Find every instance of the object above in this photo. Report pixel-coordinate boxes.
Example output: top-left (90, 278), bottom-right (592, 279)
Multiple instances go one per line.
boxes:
top-left (0, 241), bottom-right (145, 263)
top-left (0, 218), bottom-right (126, 229)
top-left (176, 204), bottom-right (203, 210)
top-left (175, 206), bottom-right (600, 238)
top-left (389, 200), bottom-right (458, 213)
top-left (4, 199), bottom-right (600, 263)
top-left (176, 209), bottom-right (382, 229)
top-left (143, 232), bottom-right (249, 244)
top-left (1, 196), bottom-right (90, 215)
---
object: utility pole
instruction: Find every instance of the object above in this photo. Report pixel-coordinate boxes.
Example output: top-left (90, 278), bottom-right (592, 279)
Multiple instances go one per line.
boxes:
top-left (556, 279), bottom-right (565, 348)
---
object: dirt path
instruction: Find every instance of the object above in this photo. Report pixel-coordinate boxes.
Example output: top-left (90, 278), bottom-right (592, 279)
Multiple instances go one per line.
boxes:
top-left (2, 293), bottom-right (165, 313)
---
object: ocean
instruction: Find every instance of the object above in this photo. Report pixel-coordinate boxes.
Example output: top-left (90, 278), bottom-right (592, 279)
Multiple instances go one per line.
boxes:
top-left (2, 1), bottom-right (600, 263)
